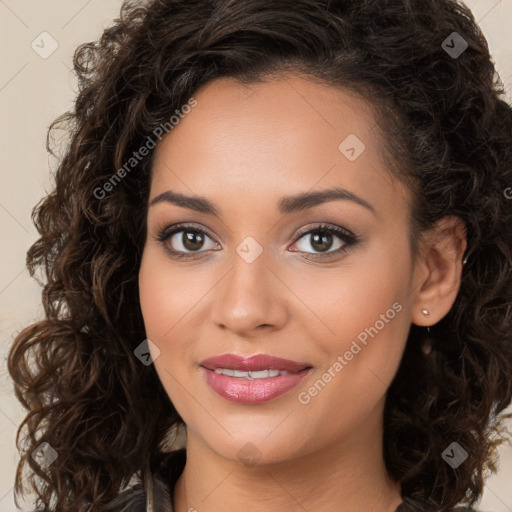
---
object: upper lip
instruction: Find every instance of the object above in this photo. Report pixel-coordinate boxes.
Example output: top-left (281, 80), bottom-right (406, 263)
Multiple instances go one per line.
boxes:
top-left (200, 354), bottom-right (312, 373)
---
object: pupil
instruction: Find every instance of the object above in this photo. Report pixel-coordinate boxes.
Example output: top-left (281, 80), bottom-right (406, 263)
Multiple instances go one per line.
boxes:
top-left (183, 231), bottom-right (204, 250)
top-left (311, 232), bottom-right (332, 252)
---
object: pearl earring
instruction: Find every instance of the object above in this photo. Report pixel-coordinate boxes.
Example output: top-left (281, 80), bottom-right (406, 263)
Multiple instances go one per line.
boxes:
top-left (421, 308), bottom-right (430, 318)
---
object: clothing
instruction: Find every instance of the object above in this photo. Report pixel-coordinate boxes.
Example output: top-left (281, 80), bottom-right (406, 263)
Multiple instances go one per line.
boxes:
top-left (108, 448), bottom-right (186, 512)
top-left (107, 448), bottom-right (479, 512)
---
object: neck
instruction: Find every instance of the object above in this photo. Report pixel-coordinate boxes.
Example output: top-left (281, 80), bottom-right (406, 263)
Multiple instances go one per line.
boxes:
top-left (172, 405), bottom-right (402, 512)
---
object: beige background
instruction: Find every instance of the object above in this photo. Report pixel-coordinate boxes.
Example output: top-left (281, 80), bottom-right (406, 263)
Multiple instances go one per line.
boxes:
top-left (1, 1), bottom-right (511, 511)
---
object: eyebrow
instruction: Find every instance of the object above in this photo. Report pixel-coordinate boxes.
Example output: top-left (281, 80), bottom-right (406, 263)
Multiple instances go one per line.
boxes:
top-left (149, 186), bottom-right (376, 216)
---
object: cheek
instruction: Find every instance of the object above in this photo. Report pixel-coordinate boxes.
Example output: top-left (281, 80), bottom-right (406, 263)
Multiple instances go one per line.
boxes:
top-left (308, 266), bottom-right (410, 441)
top-left (138, 250), bottom-right (210, 341)
top-left (138, 250), bottom-right (220, 408)
top-left (294, 239), bottom-right (412, 423)
top-left (138, 257), bottom-right (173, 340)
top-left (138, 253), bottom-right (198, 410)
top-left (292, 231), bottom-right (412, 348)
top-left (337, 242), bottom-right (412, 372)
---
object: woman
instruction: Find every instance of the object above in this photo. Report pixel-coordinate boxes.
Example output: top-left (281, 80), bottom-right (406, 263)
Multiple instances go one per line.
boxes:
top-left (8, 0), bottom-right (512, 511)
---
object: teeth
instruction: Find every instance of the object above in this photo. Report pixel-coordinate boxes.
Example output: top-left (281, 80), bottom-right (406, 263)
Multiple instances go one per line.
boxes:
top-left (214, 368), bottom-right (291, 379)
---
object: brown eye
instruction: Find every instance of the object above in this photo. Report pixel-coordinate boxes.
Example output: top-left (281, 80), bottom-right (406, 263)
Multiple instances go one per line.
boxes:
top-left (307, 231), bottom-right (336, 252)
top-left (181, 230), bottom-right (206, 251)
top-left (290, 224), bottom-right (359, 257)
top-left (155, 224), bottom-right (220, 258)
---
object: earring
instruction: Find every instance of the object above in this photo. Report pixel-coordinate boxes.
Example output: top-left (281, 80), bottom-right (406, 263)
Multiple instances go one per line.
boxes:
top-left (462, 255), bottom-right (468, 266)
top-left (421, 308), bottom-right (430, 318)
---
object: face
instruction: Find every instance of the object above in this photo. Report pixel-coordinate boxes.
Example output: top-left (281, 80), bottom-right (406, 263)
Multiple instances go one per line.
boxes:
top-left (138, 73), bottom-right (419, 465)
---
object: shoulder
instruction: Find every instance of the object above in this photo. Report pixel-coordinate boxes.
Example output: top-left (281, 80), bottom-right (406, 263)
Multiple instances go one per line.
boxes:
top-left (106, 483), bottom-right (146, 512)
top-left (106, 448), bottom-right (186, 512)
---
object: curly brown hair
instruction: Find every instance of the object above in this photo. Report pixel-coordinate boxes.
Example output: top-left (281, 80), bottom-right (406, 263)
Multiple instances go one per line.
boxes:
top-left (8, 0), bottom-right (512, 511)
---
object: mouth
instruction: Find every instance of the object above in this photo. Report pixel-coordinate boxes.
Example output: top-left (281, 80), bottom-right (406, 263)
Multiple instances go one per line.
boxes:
top-left (205, 368), bottom-right (301, 379)
top-left (199, 353), bottom-right (313, 404)
top-left (199, 353), bottom-right (313, 375)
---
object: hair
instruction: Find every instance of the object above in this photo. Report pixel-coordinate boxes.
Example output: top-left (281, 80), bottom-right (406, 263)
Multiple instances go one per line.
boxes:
top-left (7, 0), bottom-right (512, 511)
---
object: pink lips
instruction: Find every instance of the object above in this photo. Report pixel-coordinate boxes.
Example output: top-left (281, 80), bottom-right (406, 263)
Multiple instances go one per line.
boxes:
top-left (200, 354), bottom-right (312, 404)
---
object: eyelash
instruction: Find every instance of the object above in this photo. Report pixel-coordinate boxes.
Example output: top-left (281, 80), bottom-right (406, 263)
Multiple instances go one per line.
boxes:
top-left (153, 222), bottom-right (360, 261)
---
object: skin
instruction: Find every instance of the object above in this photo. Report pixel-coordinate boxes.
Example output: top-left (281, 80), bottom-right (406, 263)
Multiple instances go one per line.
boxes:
top-left (138, 73), bottom-right (466, 512)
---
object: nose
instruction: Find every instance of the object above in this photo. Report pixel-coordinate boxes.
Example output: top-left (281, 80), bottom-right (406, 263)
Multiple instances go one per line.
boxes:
top-left (210, 246), bottom-right (288, 338)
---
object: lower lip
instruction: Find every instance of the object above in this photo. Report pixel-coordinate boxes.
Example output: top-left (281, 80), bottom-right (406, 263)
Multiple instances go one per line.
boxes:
top-left (201, 367), bottom-right (312, 404)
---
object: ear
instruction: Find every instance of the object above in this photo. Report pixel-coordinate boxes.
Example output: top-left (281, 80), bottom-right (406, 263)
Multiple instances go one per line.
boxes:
top-left (410, 216), bottom-right (467, 327)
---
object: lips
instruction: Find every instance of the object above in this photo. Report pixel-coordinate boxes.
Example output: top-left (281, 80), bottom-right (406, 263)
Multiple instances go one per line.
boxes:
top-left (199, 353), bottom-right (312, 373)
top-left (199, 354), bottom-right (313, 404)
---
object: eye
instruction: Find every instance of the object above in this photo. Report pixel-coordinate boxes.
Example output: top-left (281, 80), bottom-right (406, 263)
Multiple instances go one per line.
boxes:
top-left (154, 224), bottom-right (220, 259)
top-left (153, 222), bottom-right (360, 260)
top-left (290, 223), bottom-right (359, 258)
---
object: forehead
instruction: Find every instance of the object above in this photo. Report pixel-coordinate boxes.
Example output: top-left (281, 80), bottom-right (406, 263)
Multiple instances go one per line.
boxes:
top-left (149, 74), bottom-right (409, 221)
